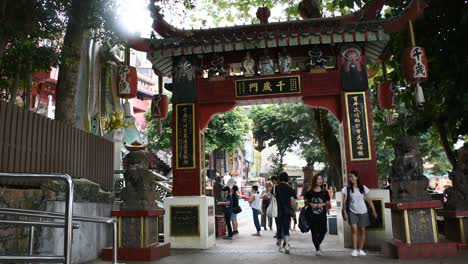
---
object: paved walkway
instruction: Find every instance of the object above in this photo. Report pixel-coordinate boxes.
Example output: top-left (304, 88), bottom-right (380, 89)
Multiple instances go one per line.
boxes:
top-left (91, 199), bottom-right (468, 264)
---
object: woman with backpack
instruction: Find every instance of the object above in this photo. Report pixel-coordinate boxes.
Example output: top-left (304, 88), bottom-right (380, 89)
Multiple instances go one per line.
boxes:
top-left (342, 170), bottom-right (378, 257)
top-left (304, 173), bottom-right (330, 256)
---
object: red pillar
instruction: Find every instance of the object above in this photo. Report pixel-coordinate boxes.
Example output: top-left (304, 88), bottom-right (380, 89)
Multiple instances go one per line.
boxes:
top-left (340, 90), bottom-right (378, 188)
top-left (171, 103), bottom-right (203, 196)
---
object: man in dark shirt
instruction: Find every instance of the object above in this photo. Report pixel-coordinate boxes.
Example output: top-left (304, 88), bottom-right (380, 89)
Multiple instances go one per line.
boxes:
top-left (217, 186), bottom-right (233, 239)
top-left (275, 172), bottom-right (295, 254)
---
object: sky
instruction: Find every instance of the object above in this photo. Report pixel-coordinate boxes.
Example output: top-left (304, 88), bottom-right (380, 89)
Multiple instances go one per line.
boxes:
top-left (117, 0), bottom-right (290, 38)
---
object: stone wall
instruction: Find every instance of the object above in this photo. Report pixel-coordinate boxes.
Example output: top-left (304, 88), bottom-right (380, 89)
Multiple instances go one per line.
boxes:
top-left (0, 178), bottom-right (115, 262)
top-left (0, 187), bottom-right (56, 256)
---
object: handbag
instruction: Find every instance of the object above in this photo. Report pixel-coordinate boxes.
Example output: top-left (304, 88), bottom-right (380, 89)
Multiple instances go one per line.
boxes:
top-left (233, 205), bottom-right (242, 214)
top-left (266, 186), bottom-right (278, 217)
top-left (298, 206), bottom-right (311, 233)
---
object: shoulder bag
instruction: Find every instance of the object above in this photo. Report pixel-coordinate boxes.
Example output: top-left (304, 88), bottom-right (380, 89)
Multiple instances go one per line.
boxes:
top-left (266, 185), bottom-right (278, 217)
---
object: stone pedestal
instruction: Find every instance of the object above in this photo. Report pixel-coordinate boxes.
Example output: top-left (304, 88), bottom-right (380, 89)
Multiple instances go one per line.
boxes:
top-left (438, 210), bottom-right (468, 249)
top-left (215, 216), bottom-right (226, 237)
top-left (101, 210), bottom-right (170, 261)
top-left (163, 196), bottom-right (216, 249)
top-left (336, 189), bottom-right (393, 249)
top-left (382, 201), bottom-right (458, 259)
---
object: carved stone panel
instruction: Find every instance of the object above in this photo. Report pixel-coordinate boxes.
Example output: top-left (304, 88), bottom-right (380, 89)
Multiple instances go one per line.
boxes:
top-left (408, 209), bottom-right (435, 243)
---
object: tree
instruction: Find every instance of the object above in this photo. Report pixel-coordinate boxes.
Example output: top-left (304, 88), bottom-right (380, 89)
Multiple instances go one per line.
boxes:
top-left (367, 0), bottom-right (467, 177)
top-left (145, 106), bottom-right (250, 155)
top-left (55, 0), bottom-right (124, 126)
top-left (0, 0), bottom-right (67, 105)
top-left (204, 108), bottom-right (250, 153)
top-left (250, 104), bottom-right (313, 174)
top-left (145, 106), bottom-right (173, 152)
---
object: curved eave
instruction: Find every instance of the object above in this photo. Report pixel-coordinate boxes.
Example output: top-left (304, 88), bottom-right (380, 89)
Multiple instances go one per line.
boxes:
top-left (151, 0), bottom-right (385, 39)
top-left (383, 0), bottom-right (428, 33)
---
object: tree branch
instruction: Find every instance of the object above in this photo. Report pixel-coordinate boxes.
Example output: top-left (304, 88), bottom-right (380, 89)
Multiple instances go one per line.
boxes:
top-left (434, 121), bottom-right (457, 168)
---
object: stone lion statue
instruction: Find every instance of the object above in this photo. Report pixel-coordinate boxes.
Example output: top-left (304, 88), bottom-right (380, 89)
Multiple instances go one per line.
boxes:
top-left (389, 136), bottom-right (429, 201)
top-left (120, 142), bottom-right (159, 210)
top-left (444, 144), bottom-right (468, 210)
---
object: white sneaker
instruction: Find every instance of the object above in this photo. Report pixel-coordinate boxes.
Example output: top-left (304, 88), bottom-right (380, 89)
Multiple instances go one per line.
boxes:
top-left (351, 249), bottom-right (359, 257)
top-left (316, 249), bottom-right (322, 256)
top-left (285, 244), bottom-right (290, 254)
top-left (359, 249), bottom-right (367, 256)
top-left (276, 241), bottom-right (282, 251)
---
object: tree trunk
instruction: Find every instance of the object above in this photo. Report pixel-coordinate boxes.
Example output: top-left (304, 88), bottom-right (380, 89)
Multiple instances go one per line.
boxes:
top-left (0, 0), bottom-right (11, 68)
top-left (25, 60), bottom-right (32, 109)
top-left (10, 63), bottom-right (21, 103)
top-left (314, 109), bottom-right (343, 190)
top-left (55, 0), bottom-right (93, 126)
top-left (434, 121), bottom-right (457, 168)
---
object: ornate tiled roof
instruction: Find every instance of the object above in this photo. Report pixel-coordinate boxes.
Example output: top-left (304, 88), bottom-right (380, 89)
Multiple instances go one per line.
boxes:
top-left (133, 0), bottom-right (427, 76)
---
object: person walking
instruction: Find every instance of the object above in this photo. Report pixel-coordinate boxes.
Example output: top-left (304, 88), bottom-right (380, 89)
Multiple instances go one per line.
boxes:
top-left (270, 175), bottom-right (279, 239)
top-left (217, 186), bottom-right (234, 240)
top-left (342, 170), bottom-right (378, 257)
top-left (289, 182), bottom-right (298, 231)
top-left (274, 172), bottom-right (295, 254)
top-left (249, 185), bottom-right (262, 236)
top-left (261, 181), bottom-right (273, 230)
top-left (231, 185), bottom-right (240, 235)
top-left (304, 173), bottom-right (331, 256)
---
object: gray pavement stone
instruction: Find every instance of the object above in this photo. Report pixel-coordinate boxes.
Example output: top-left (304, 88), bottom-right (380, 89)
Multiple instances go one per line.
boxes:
top-left (90, 199), bottom-right (468, 264)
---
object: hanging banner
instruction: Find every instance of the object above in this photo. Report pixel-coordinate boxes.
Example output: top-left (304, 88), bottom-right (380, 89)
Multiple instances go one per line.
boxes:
top-left (345, 92), bottom-right (372, 161)
top-left (235, 75), bottom-right (301, 98)
top-left (340, 45), bottom-right (369, 92)
top-left (175, 103), bottom-right (196, 169)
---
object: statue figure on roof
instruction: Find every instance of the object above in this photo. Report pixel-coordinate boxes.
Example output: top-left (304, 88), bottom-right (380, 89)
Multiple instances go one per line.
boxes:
top-left (308, 47), bottom-right (327, 68)
top-left (176, 56), bottom-right (194, 82)
top-left (258, 50), bottom-right (275, 75)
top-left (278, 48), bottom-right (292, 73)
top-left (242, 52), bottom-right (256, 76)
top-left (208, 53), bottom-right (226, 77)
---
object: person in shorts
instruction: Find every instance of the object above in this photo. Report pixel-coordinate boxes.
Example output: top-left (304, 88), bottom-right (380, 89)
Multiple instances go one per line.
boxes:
top-left (342, 170), bottom-right (377, 257)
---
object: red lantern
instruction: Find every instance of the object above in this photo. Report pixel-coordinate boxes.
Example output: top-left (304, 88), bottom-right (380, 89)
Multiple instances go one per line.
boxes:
top-left (402, 46), bottom-right (428, 84)
top-left (256, 6), bottom-right (271, 24)
top-left (151, 94), bottom-right (169, 120)
top-left (378, 81), bottom-right (395, 110)
top-left (116, 65), bottom-right (137, 99)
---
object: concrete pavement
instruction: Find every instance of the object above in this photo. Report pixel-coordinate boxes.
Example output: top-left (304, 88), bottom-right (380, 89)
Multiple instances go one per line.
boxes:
top-left (90, 199), bottom-right (468, 264)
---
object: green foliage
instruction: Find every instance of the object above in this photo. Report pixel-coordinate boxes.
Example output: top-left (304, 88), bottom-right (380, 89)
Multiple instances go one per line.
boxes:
top-left (0, 0), bottom-right (68, 96)
top-left (204, 108), bottom-right (250, 153)
top-left (368, 0), bottom-right (467, 176)
top-left (249, 104), bottom-right (330, 173)
top-left (145, 106), bottom-right (250, 154)
top-left (145, 105), bottom-right (173, 151)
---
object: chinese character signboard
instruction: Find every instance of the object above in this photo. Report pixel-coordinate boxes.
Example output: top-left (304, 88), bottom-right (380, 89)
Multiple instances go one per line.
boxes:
top-left (176, 103), bottom-right (196, 169)
top-left (170, 206), bottom-right (200, 237)
top-left (235, 75), bottom-right (301, 98)
top-left (345, 92), bottom-right (372, 161)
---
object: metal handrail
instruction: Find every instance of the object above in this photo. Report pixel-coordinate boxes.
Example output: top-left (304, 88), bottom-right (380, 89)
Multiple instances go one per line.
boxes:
top-left (0, 208), bottom-right (116, 223)
top-left (0, 219), bottom-right (80, 229)
top-left (0, 173), bottom-right (73, 264)
top-left (0, 208), bottom-right (118, 264)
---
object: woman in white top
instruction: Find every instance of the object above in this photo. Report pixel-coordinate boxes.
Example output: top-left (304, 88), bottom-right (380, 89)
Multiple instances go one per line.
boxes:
top-left (342, 170), bottom-right (377, 257)
top-left (249, 185), bottom-right (262, 236)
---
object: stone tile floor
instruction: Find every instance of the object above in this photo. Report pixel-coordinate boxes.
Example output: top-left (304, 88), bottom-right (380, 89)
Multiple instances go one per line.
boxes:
top-left (90, 206), bottom-right (468, 264)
